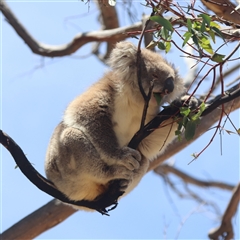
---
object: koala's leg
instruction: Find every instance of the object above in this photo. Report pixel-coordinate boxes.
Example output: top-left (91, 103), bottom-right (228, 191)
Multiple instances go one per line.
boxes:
top-left (57, 125), bottom-right (142, 185)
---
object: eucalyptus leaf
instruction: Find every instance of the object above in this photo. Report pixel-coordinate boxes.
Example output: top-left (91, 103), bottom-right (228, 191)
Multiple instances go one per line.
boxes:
top-left (180, 107), bottom-right (191, 117)
top-left (199, 14), bottom-right (211, 27)
top-left (211, 53), bottom-right (225, 63)
top-left (150, 16), bottom-right (173, 32)
top-left (186, 18), bottom-right (192, 32)
top-left (183, 32), bottom-right (192, 47)
top-left (158, 42), bottom-right (166, 50)
top-left (185, 120), bottom-right (197, 141)
top-left (165, 41), bottom-right (171, 53)
top-left (153, 93), bottom-right (162, 106)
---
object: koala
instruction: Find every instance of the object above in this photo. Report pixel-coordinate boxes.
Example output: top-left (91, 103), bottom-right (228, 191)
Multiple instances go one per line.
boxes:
top-left (44, 42), bottom-right (185, 210)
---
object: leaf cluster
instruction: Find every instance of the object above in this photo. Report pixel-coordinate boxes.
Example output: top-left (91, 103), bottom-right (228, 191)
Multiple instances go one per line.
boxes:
top-left (175, 102), bottom-right (206, 141)
top-left (183, 14), bottom-right (225, 61)
top-left (150, 15), bottom-right (174, 53)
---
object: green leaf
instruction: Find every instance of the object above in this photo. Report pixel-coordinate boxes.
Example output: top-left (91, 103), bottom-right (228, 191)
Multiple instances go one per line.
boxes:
top-left (182, 116), bottom-right (188, 127)
top-left (209, 29), bottom-right (216, 43)
top-left (210, 21), bottom-right (220, 28)
top-left (193, 21), bottom-right (201, 31)
top-left (158, 41), bottom-right (166, 50)
top-left (211, 53), bottom-right (226, 62)
top-left (150, 16), bottom-right (174, 32)
top-left (165, 41), bottom-right (171, 53)
top-left (201, 37), bottom-right (210, 45)
top-left (211, 26), bottom-right (225, 40)
top-left (185, 120), bottom-right (197, 141)
top-left (200, 21), bottom-right (206, 33)
top-left (186, 18), bottom-right (192, 32)
top-left (153, 93), bottom-right (162, 105)
top-left (175, 129), bottom-right (182, 136)
top-left (183, 31), bottom-right (192, 47)
top-left (180, 106), bottom-right (191, 117)
top-left (199, 37), bottom-right (213, 54)
top-left (192, 34), bottom-right (199, 47)
top-left (191, 102), bottom-right (206, 121)
top-left (160, 27), bottom-right (167, 39)
top-left (199, 14), bottom-right (211, 27)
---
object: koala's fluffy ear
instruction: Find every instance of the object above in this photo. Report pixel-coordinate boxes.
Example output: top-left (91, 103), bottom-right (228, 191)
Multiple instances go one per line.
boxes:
top-left (108, 42), bottom-right (137, 78)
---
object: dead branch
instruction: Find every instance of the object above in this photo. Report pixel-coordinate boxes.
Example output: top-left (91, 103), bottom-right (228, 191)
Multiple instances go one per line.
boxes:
top-left (0, 0), bottom-right (142, 58)
top-left (154, 164), bottom-right (235, 191)
top-left (201, 0), bottom-right (240, 25)
top-left (208, 183), bottom-right (240, 240)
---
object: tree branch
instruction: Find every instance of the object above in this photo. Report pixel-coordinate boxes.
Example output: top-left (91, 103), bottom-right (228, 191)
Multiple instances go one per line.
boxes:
top-left (201, 0), bottom-right (240, 25)
top-left (148, 89), bottom-right (240, 171)
top-left (0, 199), bottom-right (76, 240)
top-left (129, 84), bottom-right (240, 152)
top-left (1, 0), bottom-right (240, 60)
top-left (1, 82), bottom-right (239, 240)
top-left (93, 1), bottom-right (120, 61)
top-left (154, 164), bottom-right (235, 191)
top-left (0, 130), bottom-right (125, 215)
top-left (208, 183), bottom-right (240, 240)
top-left (0, 0), bottom-right (142, 57)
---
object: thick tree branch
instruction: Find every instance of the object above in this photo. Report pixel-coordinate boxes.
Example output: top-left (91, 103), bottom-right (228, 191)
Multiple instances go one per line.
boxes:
top-left (0, 199), bottom-right (76, 240)
top-left (208, 183), bottom-right (240, 240)
top-left (1, 85), bottom-right (239, 240)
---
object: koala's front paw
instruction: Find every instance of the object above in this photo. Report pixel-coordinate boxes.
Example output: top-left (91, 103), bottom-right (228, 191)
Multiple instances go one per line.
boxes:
top-left (180, 95), bottom-right (201, 109)
top-left (118, 147), bottom-right (141, 171)
top-left (172, 95), bottom-right (201, 110)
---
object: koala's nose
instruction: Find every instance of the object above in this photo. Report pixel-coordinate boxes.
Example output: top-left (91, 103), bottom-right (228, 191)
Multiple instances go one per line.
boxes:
top-left (163, 77), bottom-right (174, 94)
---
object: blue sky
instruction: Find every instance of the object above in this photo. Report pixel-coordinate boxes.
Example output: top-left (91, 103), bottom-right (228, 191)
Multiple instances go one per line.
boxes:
top-left (1, 1), bottom-right (239, 239)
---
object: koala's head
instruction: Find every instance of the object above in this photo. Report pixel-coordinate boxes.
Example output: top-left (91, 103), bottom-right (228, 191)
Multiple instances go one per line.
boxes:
top-left (108, 41), bottom-right (185, 104)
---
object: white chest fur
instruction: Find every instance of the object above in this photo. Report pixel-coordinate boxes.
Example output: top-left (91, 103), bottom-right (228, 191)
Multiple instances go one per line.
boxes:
top-left (112, 88), bottom-right (159, 148)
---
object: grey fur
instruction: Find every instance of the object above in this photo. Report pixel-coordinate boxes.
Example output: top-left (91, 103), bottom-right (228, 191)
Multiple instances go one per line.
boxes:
top-left (45, 42), bottom-right (185, 210)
